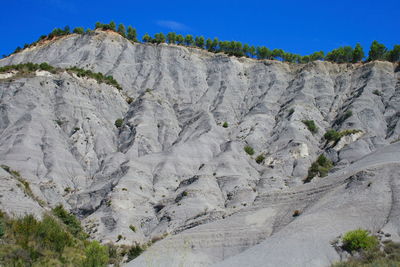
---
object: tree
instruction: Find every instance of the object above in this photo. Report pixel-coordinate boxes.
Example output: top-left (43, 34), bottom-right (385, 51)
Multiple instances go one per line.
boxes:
top-left (212, 37), bottom-right (219, 52)
top-left (95, 22), bottom-right (102, 29)
top-left (117, 24), bottom-right (126, 37)
top-left (243, 44), bottom-right (250, 57)
top-left (272, 49), bottom-right (284, 59)
top-left (176, 34), bottom-right (184, 45)
top-left (367, 40), bottom-right (387, 61)
top-left (326, 46), bottom-right (353, 63)
top-left (309, 51), bottom-right (324, 61)
top-left (153, 32), bottom-right (166, 43)
top-left (386, 45), bottom-right (400, 62)
top-left (142, 33), bottom-right (152, 43)
top-left (352, 43), bottom-right (364, 62)
top-left (185, 35), bottom-right (194, 46)
top-left (109, 21), bottom-right (116, 31)
top-left (73, 27), bottom-right (84, 34)
top-left (63, 25), bottom-right (70, 34)
top-left (167, 32), bottom-right (177, 44)
top-left (205, 38), bottom-right (212, 50)
top-left (127, 26), bottom-right (137, 41)
top-left (249, 46), bottom-right (256, 57)
top-left (195, 36), bottom-right (205, 48)
top-left (256, 46), bottom-right (271, 59)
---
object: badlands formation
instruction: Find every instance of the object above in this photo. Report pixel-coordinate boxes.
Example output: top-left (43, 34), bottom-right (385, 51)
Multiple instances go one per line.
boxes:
top-left (0, 30), bottom-right (400, 266)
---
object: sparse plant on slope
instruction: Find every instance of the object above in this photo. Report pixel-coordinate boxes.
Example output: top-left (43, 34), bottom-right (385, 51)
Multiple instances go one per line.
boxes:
top-left (255, 154), bottom-right (265, 164)
top-left (302, 120), bottom-right (318, 134)
top-left (115, 118), bottom-right (123, 128)
top-left (244, 146), bottom-right (255, 156)
top-left (324, 129), bottom-right (362, 143)
top-left (304, 155), bottom-right (333, 183)
top-left (67, 66), bottom-right (122, 90)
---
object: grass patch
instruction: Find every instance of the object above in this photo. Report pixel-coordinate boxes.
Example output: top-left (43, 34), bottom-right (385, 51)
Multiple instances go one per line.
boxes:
top-left (302, 120), bottom-right (318, 134)
top-left (304, 155), bottom-right (333, 183)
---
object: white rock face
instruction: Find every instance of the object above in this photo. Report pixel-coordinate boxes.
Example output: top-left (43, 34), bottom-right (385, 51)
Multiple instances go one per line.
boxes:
top-left (0, 31), bottom-right (399, 266)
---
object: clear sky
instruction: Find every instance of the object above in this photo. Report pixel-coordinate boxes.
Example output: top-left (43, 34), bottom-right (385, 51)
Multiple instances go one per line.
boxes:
top-left (1, 0), bottom-right (399, 57)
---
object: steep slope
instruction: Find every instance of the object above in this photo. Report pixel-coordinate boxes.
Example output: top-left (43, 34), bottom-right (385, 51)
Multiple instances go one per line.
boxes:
top-left (0, 30), bottom-right (399, 266)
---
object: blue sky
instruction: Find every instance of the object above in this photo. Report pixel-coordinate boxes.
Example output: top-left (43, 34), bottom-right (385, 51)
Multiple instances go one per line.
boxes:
top-left (1, 0), bottom-right (399, 57)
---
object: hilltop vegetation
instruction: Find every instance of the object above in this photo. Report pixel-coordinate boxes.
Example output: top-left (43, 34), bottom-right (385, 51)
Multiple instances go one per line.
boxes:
top-left (4, 21), bottom-right (399, 64)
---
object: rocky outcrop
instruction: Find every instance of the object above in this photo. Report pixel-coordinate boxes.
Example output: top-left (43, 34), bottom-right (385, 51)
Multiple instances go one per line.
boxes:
top-left (0, 30), bottom-right (399, 266)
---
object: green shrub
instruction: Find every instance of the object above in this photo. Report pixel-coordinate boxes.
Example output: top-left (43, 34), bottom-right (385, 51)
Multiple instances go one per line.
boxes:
top-left (255, 154), bottom-right (265, 164)
top-left (222, 122), bottom-right (228, 128)
top-left (324, 129), bottom-right (341, 142)
top-left (302, 120), bottom-right (318, 134)
top-left (304, 155), bottom-right (333, 183)
top-left (342, 229), bottom-right (378, 253)
top-left (129, 225), bottom-right (136, 232)
top-left (83, 241), bottom-right (109, 267)
top-left (52, 205), bottom-right (86, 239)
top-left (244, 146), bottom-right (255, 156)
top-left (115, 118), bottom-right (123, 128)
top-left (288, 108), bottom-right (295, 117)
top-left (36, 215), bottom-right (74, 253)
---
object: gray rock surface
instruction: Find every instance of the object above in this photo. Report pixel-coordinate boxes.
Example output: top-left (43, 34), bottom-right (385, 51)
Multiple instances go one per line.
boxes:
top-left (0, 30), bottom-right (399, 266)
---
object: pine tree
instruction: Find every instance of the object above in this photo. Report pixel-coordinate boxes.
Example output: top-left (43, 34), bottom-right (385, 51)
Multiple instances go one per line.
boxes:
top-left (386, 45), bottom-right (400, 62)
top-left (367, 40), bottom-right (387, 61)
top-left (195, 36), bottom-right (205, 48)
top-left (176, 34), bottom-right (184, 45)
top-left (142, 33), bottom-right (152, 43)
top-left (109, 21), bottom-right (116, 31)
top-left (127, 26), bottom-right (137, 41)
top-left (185, 35), bottom-right (194, 46)
top-left (117, 24), bottom-right (126, 37)
top-left (352, 43), bottom-right (364, 62)
top-left (73, 27), bottom-right (85, 34)
top-left (167, 32), bottom-right (177, 44)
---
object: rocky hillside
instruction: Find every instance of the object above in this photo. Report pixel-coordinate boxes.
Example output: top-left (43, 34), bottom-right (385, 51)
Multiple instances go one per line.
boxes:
top-left (0, 30), bottom-right (399, 267)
